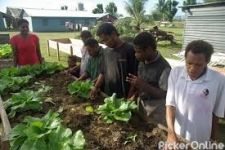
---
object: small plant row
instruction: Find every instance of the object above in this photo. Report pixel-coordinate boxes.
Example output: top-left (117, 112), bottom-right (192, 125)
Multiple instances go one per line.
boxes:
top-left (10, 111), bottom-right (85, 150)
top-left (0, 62), bottom-right (64, 95)
top-left (4, 85), bottom-right (52, 118)
top-left (0, 62), bottom-right (64, 77)
top-left (68, 80), bottom-right (137, 123)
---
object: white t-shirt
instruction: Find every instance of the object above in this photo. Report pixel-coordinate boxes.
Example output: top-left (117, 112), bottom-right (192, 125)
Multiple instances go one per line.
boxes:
top-left (80, 46), bottom-right (89, 76)
top-left (166, 66), bottom-right (225, 143)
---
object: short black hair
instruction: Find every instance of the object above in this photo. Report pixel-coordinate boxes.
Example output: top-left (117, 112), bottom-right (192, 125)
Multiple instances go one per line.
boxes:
top-left (84, 38), bottom-right (99, 47)
top-left (133, 32), bottom-right (157, 50)
top-left (80, 30), bottom-right (92, 38)
top-left (185, 40), bottom-right (214, 62)
top-left (97, 23), bottom-right (119, 36)
top-left (18, 19), bottom-right (29, 26)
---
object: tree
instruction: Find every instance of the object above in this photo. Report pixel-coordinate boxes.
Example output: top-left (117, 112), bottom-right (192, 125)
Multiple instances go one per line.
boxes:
top-left (152, 10), bottom-right (163, 21)
top-left (156, 0), bottom-right (167, 20)
top-left (92, 4), bottom-right (104, 14)
top-left (78, 3), bottom-right (84, 11)
top-left (125, 0), bottom-right (148, 31)
top-left (154, 0), bottom-right (178, 22)
top-left (164, 0), bottom-right (179, 22)
top-left (183, 0), bottom-right (196, 6)
top-left (105, 2), bottom-right (118, 17)
top-left (61, 5), bottom-right (68, 10)
top-left (182, 0), bottom-right (196, 12)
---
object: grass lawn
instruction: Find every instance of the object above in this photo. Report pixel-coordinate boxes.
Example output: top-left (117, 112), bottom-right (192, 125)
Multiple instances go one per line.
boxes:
top-left (1, 31), bottom-right (79, 67)
top-left (1, 27), bottom-right (183, 65)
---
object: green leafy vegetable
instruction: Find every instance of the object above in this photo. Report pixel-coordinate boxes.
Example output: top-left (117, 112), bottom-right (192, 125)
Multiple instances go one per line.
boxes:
top-left (68, 80), bottom-right (93, 99)
top-left (0, 76), bottom-right (32, 95)
top-left (10, 111), bottom-right (85, 150)
top-left (96, 93), bottom-right (137, 123)
top-left (0, 62), bottom-right (64, 77)
top-left (0, 44), bottom-right (12, 58)
top-left (4, 85), bottom-right (52, 118)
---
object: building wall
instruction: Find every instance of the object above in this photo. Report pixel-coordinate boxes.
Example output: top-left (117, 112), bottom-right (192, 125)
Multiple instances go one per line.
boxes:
top-left (183, 5), bottom-right (225, 53)
top-left (31, 17), bottom-right (96, 32)
top-left (0, 18), bottom-right (6, 31)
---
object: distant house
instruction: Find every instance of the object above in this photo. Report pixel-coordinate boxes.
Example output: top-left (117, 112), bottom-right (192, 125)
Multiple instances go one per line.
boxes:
top-left (6, 7), bottom-right (24, 29)
top-left (5, 8), bottom-right (110, 32)
top-left (97, 14), bottom-right (117, 23)
top-left (0, 12), bottom-right (7, 31)
top-left (182, 2), bottom-right (225, 53)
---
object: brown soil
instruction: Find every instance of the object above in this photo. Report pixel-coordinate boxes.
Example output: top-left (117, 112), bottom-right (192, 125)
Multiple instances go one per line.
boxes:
top-left (8, 71), bottom-right (167, 150)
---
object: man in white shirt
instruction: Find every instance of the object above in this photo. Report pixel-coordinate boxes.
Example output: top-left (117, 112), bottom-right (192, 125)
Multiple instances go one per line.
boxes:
top-left (166, 40), bottom-right (225, 145)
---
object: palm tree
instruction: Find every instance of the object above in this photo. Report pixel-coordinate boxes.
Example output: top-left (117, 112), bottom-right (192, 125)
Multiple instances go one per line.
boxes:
top-left (105, 2), bottom-right (118, 17)
top-left (165, 0), bottom-right (179, 22)
top-left (124, 0), bottom-right (148, 31)
top-left (156, 0), bottom-right (167, 20)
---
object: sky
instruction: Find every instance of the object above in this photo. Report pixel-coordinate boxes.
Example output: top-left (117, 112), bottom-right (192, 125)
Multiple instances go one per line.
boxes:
top-left (0, 0), bottom-right (185, 17)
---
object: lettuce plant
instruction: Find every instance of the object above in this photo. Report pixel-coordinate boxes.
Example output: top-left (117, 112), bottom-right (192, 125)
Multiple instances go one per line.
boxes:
top-left (4, 86), bottom-right (51, 118)
top-left (0, 76), bottom-right (32, 95)
top-left (10, 111), bottom-right (85, 150)
top-left (68, 80), bottom-right (93, 99)
top-left (97, 93), bottom-right (137, 123)
top-left (0, 44), bottom-right (12, 58)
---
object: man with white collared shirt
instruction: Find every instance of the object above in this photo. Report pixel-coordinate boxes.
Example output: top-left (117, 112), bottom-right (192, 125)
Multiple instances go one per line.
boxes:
top-left (166, 40), bottom-right (225, 145)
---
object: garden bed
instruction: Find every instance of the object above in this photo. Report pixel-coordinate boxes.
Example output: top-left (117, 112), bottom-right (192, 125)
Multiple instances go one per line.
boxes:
top-left (1, 71), bottom-right (168, 150)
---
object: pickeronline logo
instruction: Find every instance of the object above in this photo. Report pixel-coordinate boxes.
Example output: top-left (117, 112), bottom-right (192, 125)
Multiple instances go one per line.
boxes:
top-left (158, 141), bottom-right (225, 150)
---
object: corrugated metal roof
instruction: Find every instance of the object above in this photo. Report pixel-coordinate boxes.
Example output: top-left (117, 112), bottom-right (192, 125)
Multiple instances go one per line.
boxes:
top-left (23, 8), bottom-right (107, 18)
top-left (181, 1), bottom-right (225, 9)
top-left (182, 4), bottom-right (225, 54)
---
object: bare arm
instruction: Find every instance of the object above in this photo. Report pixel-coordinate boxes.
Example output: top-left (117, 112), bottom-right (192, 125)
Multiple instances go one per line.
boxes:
top-left (166, 106), bottom-right (178, 143)
top-left (36, 41), bottom-right (43, 64)
top-left (90, 73), bottom-right (104, 100)
top-left (141, 82), bottom-right (167, 99)
top-left (11, 45), bottom-right (17, 66)
top-left (211, 114), bottom-right (219, 141)
top-left (77, 73), bottom-right (88, 81)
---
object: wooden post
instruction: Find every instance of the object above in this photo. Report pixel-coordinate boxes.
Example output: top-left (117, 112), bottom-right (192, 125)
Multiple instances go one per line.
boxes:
top-left (0, 95), bottom-right (11, 150)
top-left (70, 45), bottom-right (73, 56)
top-left (56, 42), bottom-right (60, 61)
top-left (47, 40), bottom-right (50, 56)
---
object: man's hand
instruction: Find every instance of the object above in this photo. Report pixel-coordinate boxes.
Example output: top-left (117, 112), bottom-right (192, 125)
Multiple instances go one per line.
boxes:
top-left (128, 95), bottom-right (136, 101)
top-left (165, 132), bottom-right (178, 150)
top-left (90, 87), bottom-right (99, 100)
top-left (126, 73), bottom-right (145, 89)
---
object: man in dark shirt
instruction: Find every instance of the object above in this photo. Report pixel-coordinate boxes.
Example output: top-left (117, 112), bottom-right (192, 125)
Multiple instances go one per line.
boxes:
top-left (90, 23), bottom-right (138, 98)
top-left (126, 32), bottom-right (171, 123)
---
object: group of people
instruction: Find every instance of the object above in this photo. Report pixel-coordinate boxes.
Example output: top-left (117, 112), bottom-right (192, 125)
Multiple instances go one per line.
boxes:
top-left (10, 18), bottom-right (225, 147)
